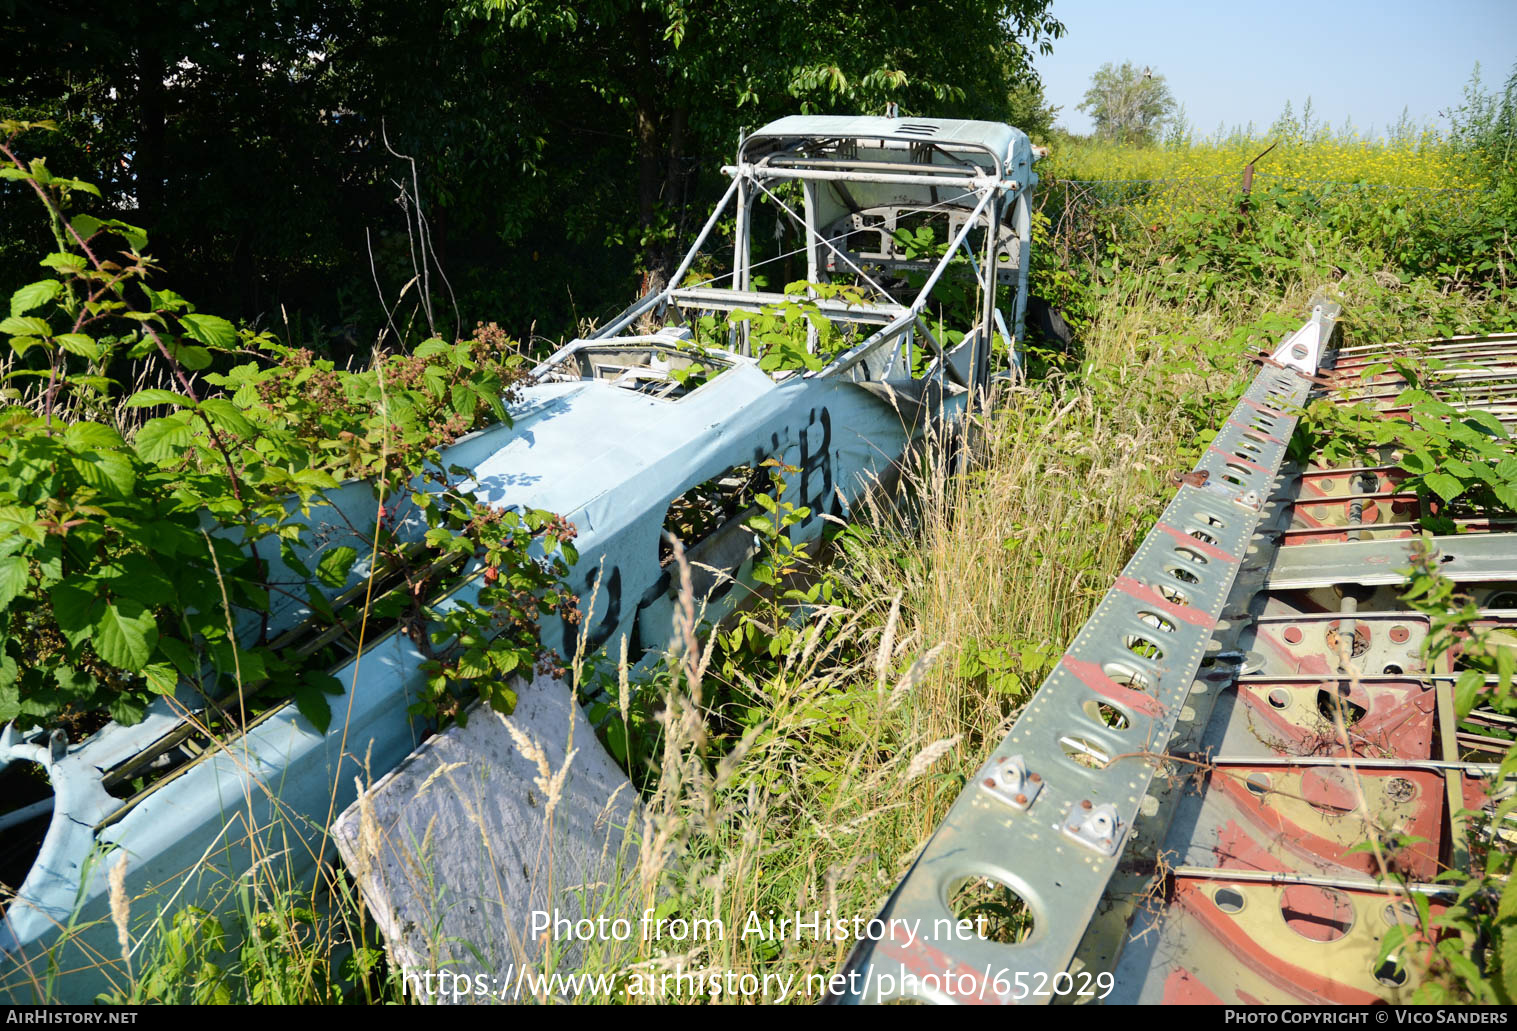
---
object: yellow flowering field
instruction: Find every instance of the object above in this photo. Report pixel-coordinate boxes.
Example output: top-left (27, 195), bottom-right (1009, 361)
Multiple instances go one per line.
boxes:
top-left (1043, 132), bottom-right (1478, 191)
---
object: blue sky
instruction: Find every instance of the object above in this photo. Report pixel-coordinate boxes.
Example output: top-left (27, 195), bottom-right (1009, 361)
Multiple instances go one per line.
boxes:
top-left (1038, 1), bottom-right (1517, 138)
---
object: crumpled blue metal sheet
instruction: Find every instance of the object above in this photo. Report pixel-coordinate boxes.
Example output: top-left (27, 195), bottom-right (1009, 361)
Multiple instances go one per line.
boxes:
top-left (3, 113), bottom-right (1026, 1001)
top-left (0, 349), bottom-right (958, 1002)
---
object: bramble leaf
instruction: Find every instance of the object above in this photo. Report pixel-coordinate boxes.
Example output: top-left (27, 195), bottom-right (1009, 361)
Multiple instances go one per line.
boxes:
top-left (70, 449), bottom-right (136, 497)
top-left (135, 416), bottom-right (194, 463)
top-left (143, 663), bottom-right (179, 696)
top-left (314, 546), bottom-right (359, 589)
top-left (0, 555), bottom-right (28, 609)
top-left (10, 280), bottom-right (61, 318)
top-left (1424, 471), bottom-right (1465, 503)
top-left (65, 421), bottom-right (125, 451)
top-left (127, 389), bottom-right (195, 408)
top-left (198, 397), bottom-right (253, 437)
top-left (292, 682), bottom-right (333, 734)
top-left (107, 693), bottom-right (147, 725)
top-left (179, 313), bottom-right (237, 350)
top-left (93, 599), bottom-right (158, 672)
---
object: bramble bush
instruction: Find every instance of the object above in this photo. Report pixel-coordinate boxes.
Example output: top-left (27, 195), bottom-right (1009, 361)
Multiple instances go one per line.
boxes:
top-left (0, 121), bottom-right (576, 737)
top-left (1290, 353), bottom-right (1517, 532)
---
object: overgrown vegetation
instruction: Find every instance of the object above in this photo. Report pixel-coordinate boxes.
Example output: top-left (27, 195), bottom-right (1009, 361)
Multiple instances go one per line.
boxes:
top-left (1292, 356), bottom-right (1517, 532)
top-left (5, 45), bottom-right (1517, 1004)
top-left (550, 71), bottom-right (1517, 1005)
top-left (0, 119), bottom-right (577, 739)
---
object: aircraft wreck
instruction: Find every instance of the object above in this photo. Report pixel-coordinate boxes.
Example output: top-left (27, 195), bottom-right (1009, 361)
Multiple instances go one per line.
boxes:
top-left (0, 115), bottom-right (1040, 1002)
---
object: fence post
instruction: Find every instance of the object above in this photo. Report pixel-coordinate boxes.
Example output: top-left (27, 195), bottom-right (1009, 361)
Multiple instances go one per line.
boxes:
top-left (1240, 141), bottom-right (1277, 215)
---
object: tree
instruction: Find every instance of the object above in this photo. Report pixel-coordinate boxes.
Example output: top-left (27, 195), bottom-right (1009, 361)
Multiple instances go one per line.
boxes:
top-left (484, 0), bottom-right (1066, 275)
top-left (0, 0), bottom-right (1066, 345)
top-left (1008, 76), bottom-right (1061, 142)
top-left (1077, 61), bottom-right (1177, 145)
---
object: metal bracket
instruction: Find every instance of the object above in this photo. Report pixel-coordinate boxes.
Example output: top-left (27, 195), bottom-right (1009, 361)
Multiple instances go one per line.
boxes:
top-left (979, 754), bottom-right (1042, 810)
top-left (1270, 300), bottom-right (1341, 374)
top-left (1062, 800), bottom-right (1124, 855)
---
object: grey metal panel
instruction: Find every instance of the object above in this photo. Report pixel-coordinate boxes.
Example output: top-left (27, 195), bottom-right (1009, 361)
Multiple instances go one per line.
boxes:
top-left (1105, 323), bottom-right (1517, 1005)
top-left (1264, 534), bottom-right (1517, 590)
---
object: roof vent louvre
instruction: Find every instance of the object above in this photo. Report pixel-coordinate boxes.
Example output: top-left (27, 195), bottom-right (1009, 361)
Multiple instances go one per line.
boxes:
top-left (896, 123), bottom-right (939, 137)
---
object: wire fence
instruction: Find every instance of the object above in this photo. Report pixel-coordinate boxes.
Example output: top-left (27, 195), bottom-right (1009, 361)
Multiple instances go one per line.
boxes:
top-left (1032, 172), bottom-right (1491, 266)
